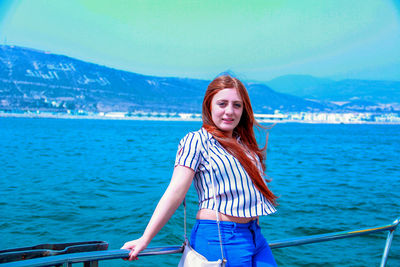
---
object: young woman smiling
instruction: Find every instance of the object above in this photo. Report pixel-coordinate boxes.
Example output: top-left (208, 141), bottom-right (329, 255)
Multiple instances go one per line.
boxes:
top-left (122, 75), bottom-right (278, 266)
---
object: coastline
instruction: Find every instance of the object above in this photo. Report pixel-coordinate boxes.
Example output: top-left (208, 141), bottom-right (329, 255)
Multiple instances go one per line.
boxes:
top-left (0, 112), bottom-right (201, 122)
top-left (2, 112), bottom-right (400, 125)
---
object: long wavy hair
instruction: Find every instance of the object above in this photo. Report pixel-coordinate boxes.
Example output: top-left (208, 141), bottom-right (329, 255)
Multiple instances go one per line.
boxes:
top-left (202, 75), bottom-right (277, 206)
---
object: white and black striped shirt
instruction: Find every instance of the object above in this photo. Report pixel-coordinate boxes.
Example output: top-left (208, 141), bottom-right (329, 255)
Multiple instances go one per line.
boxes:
top-left (175, 128), bottom-right (276, 218)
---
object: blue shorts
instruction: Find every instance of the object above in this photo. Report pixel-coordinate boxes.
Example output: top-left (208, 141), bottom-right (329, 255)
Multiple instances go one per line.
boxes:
top-left (190, 219), bottom-right (277, 267)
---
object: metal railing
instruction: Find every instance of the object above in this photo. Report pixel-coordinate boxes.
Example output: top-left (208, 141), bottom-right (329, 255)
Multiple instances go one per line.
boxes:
top-left (1, 217), bottom-right (398, 267)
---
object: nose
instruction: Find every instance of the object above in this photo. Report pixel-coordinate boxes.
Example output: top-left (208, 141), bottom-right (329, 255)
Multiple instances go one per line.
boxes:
top-left (225, 104), bottom-right (234, 115)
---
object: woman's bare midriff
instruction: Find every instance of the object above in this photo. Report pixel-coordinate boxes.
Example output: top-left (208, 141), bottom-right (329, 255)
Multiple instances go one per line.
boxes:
top-left (196, 209), bottom-right (258, 224)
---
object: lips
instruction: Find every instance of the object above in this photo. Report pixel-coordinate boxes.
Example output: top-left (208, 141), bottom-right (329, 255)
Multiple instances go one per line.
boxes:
top-left (222, 118), bottom-right (234, 124)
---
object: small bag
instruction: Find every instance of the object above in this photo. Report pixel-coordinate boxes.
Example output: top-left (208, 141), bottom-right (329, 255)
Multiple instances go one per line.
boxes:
top-left (178, 138), bottom-right (227, 267)
top-left (178, 239), bottom-right (225, 267)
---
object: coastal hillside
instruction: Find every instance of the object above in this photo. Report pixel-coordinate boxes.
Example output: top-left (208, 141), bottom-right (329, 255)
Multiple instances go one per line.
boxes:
top-left (0, 45), bottom-right (398, 114)
top-left (0, 45), bottom-right (208, 113)
top-left (266, 75), bottom-right (400, 111)
top-left (0, 45), bottom-right (331, 114)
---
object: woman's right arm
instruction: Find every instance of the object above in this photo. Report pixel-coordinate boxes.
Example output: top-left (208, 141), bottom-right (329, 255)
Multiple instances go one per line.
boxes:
top-left (121, 165), bottom-right (195, 260)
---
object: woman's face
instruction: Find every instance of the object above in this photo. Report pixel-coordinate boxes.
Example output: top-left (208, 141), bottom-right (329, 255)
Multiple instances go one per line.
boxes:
top-left (211, 88), bottom-right (243, 137)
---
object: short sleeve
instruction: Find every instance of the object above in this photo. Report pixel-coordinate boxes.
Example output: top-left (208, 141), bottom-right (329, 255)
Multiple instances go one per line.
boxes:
top-left (175, 132), bottom-right (203, 171)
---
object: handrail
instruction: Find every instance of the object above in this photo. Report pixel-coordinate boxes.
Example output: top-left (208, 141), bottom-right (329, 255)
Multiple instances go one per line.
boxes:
top-left (0, 217), bottom-right (398, 267)
top-left (0, 241), bottom-right (108, 263)
top-left (269, 217), bottom-right (399, 249)
top-left (0, 246), bottom-right (183, 267)
top-left (269, 217), bottom-right (399, 267)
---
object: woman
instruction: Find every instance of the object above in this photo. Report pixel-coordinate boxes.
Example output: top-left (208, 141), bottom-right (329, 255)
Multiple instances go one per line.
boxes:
top-left (122, 75), bottom-right (278, 266)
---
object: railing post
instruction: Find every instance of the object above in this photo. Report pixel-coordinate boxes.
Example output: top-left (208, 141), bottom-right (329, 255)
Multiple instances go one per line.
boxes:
top-left (380, 230), bottom-right (395, 267)
top-left (380, 218), bottom-right (399, 267)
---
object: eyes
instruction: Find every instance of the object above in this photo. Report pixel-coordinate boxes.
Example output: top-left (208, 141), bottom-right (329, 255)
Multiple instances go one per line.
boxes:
top-left (217, 101), bottom-right (242, 109)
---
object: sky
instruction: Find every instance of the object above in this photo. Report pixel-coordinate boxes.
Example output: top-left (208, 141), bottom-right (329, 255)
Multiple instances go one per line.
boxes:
top-left (0, 0), bottom-right (400, 81)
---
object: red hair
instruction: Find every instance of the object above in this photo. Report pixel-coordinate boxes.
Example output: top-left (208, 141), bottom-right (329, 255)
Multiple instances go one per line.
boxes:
top-left (202, 75), bottom-right (277, 206)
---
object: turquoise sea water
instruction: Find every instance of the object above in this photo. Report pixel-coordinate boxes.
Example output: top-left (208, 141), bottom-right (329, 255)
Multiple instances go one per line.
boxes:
top-left (1, 117), bottom-right (399, 266)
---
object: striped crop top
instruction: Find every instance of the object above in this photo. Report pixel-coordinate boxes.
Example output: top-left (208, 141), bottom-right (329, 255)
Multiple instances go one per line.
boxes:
top-left (175, 128), bottom-right (276, 218)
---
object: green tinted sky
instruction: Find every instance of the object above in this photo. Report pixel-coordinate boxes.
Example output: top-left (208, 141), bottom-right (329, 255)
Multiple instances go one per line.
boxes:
top-left (1, 0), bottom-right (399, 81)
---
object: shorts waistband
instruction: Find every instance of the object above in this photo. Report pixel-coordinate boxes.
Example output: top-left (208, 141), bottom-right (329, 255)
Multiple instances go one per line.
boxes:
top-left (195, 219), bottom-right (258, 228)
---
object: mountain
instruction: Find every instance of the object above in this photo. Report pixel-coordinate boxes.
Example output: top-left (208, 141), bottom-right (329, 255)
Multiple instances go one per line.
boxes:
top-left (246, 83), bottom-right (328, 113)
top-left (0, 45), bottom-right (337, 114)
top-left (265, 75), bottom-right (333, 97)
top-left (266, 75), bottom-right (400, 109)
top-left (0, 45), bottom-right (210, 113)
top-left (2, 45), bottom-right (397, 114)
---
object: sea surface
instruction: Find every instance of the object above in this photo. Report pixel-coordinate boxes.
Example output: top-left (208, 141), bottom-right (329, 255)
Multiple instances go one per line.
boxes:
top-left (1, 117), bottom-right (399, 266)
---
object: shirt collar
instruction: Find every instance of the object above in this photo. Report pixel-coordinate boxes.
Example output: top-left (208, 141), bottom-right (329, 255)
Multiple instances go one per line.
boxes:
top-left (201, 127), bottom-right (241, 141)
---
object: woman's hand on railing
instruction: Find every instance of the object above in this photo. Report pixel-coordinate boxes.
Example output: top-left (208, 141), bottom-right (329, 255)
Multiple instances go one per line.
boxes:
top-left (121, 236), bottom-right (149, 261)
